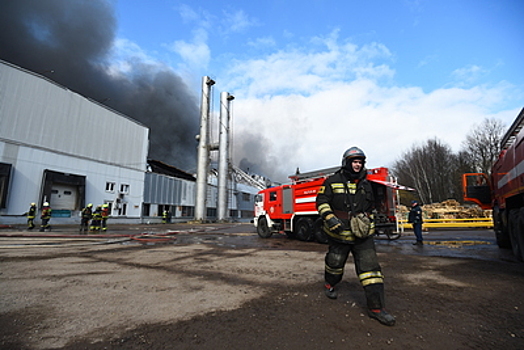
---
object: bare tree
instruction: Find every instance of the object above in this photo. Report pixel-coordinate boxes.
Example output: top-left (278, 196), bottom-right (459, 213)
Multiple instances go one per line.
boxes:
top-left (461, 118), bottom-right (506, 176)
top-left (391, 138), bottom-right (455, 204)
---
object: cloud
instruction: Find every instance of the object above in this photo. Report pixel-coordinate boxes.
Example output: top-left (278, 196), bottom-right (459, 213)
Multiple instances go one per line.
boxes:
top-left (450, 64), bottom-right (488, 86)
top-left (222, 9), bottom-right (258, 34)
top-left (169, 27), bottom-right (211, 70)
top-left (218, 32), bottom-right (517, 182)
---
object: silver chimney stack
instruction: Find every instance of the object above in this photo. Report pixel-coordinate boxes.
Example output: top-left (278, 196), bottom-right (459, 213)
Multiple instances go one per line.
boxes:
top-left (217, 92), bottom-right (235, 221)
top-left (195, 76), bottom-right (215, 222)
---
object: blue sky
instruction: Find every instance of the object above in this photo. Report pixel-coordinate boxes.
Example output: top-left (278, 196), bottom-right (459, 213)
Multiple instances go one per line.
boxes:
top-left (113, 0), bottom-right (523, 181)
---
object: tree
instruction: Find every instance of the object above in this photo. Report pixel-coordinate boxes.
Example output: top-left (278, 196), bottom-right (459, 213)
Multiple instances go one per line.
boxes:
top-left (391, 138), bottom-right (455, 205)
top-left (461, 118), bottom-right (506, 176)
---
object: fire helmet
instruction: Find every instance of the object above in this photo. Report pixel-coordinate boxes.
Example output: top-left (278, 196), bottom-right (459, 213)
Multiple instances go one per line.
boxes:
top-left (43, 202), bottom-right (49, 207)
top-left (342, 146), bottom-right (366, 168)
top-left (30, 202), bottom-right (36, 206)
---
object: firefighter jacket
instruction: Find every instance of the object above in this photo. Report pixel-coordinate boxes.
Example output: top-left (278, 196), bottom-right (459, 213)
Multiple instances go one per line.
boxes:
top-left (408, 204), bottom-right (423, 224)
top-left (41, 206), bottom-right (52, 220)
top-left (316, 168), bottom-right (375, 243)
top-left (81, 207), bottom-right (93, 220)
top-left (27, 205), bottom-right (37, 219)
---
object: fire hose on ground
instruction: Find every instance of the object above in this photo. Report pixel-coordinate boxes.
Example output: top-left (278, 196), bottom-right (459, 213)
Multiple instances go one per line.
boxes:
top-left (0, 231), bottom-right (182, 248)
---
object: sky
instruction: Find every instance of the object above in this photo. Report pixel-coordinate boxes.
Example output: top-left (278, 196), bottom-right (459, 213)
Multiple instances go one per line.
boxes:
top-left (112, 0), bottom-right (523, 181)
top-left (2, 0), bottom-right (523, 183)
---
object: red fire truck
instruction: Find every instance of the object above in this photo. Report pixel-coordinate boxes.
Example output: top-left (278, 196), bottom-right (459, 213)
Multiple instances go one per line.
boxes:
top-left (463, 108), bottom-right (524, 261)
top-left (254, 166), bottom-right (415, 243)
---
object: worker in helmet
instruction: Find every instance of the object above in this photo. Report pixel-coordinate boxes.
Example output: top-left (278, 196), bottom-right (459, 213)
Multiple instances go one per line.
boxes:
top-left (316, 146), bottom-right (395, 326)
top-left (90, 205), bottom-right (102, 232)
top-left (162, 208), bottom-right (171, 224)
top-left (26, 202), bottom-right (37, 230)
top-left (80, 203), bottom-right (93, 233)
top-left (408, 200), bottom-right (424, 245)
top-left (101, 204), bottom-right (109, 232)
top-left (39, 202), bottom-right (52, 232)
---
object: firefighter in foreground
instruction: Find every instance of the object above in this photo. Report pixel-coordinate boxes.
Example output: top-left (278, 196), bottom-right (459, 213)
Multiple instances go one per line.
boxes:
top-left (316, 146), bottom-right (396, 326)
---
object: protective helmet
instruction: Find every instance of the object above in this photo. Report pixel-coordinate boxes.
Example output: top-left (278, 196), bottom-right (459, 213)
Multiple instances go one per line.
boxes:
top-left (43, 202), bottom-right (49, 207)
top-left (87, 203), bottom-right (93, 207)
top-left (342, 146), bottom-right (366, 168)
top-left (31, 202), bottom-right (36, 206)
top-left (102, 204), bottom-right (108, 208)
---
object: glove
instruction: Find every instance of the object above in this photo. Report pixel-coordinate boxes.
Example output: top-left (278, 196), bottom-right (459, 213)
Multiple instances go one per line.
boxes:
top-left (325, 214), bottom-right (343, 234)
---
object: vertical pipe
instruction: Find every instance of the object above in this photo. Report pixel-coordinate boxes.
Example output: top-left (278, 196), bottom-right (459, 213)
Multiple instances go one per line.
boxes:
top-left (217, 92), bottom-right (234, 221)
top-left (195, 76), bottom-right (215, 221)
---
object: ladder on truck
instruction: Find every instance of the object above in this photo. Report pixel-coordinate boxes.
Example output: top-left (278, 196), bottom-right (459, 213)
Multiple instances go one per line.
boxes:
top-left (289, 166), bottom-right (339, 184)
top-left (501, 107), bottom-right (524, 150)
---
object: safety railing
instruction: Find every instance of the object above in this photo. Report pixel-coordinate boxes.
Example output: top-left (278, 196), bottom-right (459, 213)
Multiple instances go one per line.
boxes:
top-left (398, 218), bottom-right (493, 229)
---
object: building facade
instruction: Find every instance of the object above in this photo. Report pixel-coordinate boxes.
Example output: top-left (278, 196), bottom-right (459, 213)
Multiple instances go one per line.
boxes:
top-left (0, 60), bottom-right (261, 226)
top-left (0, 60), bottom-right (148, 225)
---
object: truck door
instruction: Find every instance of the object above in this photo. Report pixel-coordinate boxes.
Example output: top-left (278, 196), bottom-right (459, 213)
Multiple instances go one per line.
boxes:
top-left (282, 187), bottom-right (293, 214)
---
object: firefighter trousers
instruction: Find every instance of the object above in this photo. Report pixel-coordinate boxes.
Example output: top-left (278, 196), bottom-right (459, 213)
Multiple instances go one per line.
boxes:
top-left (325, 236), bottom-right (386, 309)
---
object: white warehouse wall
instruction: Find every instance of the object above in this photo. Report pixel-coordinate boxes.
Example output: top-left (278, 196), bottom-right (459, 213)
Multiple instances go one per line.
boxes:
top-left (0, 141), bottom-right (145, 225)
top-left (0, 60), bottom-right (149, 225)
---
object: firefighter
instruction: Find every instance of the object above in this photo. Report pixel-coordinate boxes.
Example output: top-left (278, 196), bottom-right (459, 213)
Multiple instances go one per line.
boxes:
top-left (90, 205), bottom-right (102, 232)
top-left (26, 202), bottom-right (37, 230)
top-left (408, 200), bottom-right (424, 245)
top-left (101, 204), bottom-right (109, 232)
top-left (80, 203), bottom-right (93, 233)
top-left (39, 202), bottom-right (52, 232)
top-left (162, 208), bottom-right (171, 224)
top-left (316, 146), bottom-right (395, 326)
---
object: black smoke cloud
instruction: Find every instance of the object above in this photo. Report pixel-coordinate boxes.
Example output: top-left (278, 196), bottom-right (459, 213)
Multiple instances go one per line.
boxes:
top-left (0, 0), bottom-right (200, 170)
top-left (234, 130), bottom-right (290, 183)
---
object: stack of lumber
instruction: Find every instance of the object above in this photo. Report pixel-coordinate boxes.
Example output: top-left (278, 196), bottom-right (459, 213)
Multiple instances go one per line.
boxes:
top-left (397, 199), bottom-right (491, 219)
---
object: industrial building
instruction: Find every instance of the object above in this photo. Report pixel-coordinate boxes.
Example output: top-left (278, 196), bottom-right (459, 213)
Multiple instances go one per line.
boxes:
top-left (0, 59), bottom-right (262, 226)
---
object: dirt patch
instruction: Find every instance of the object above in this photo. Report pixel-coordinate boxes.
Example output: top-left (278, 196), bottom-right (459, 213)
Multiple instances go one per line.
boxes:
top-left (0, 226), bottom-right (523, 349)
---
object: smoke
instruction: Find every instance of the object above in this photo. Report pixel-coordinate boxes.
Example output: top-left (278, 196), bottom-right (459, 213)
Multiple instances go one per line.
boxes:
top-left (233, 131), bottom-right (290, 183)
top-left (0, 0), bottom-right (200, 170)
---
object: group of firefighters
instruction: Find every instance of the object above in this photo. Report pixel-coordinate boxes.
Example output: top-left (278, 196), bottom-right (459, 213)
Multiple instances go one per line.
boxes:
top-left (25, 202), bottom-right (51, 232)
top-left (25, 202), bottom-right (110, 233)
top-left (80, 203), bottom-right (110, 233)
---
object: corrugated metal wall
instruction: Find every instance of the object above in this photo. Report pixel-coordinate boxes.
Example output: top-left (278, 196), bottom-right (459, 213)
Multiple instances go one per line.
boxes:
top-left (144, 172), bottom-right (195, 206)
top-left (0, 60), bottom-right (148, 171)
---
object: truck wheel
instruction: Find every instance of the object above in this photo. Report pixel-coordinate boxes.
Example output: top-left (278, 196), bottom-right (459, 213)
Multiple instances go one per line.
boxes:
top-left (313, 218), bottom-right (328, 244)
top-left (494, 207), bottom-right (511, 248)
top-left (257, 217), bottom-right (272, 238)
top-left (384, 228), bottom-right (401, 240)
top-left (295, 218), bottom-right (314, 241)
top-left (508, 209), bottom-right (523, 261)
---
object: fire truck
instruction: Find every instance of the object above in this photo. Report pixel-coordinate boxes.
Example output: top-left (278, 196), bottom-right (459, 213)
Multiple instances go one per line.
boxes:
top-left (463, 107), bottom-right (524, 261)
top-left (254, 166), bottom-right (414, 243)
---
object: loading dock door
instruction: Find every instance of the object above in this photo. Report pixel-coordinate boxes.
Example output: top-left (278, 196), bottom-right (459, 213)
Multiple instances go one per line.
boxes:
top-left (50, 184), bottom-right (78, 210)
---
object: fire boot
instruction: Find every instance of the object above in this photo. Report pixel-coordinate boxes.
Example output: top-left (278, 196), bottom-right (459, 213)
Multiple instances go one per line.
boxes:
top-left (368, 309), bottom-right (396, 326)
top-left (324, 283), bottom-right (338, 299)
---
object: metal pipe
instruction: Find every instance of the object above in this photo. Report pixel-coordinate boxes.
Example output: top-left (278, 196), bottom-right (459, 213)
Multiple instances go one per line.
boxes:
top-left (195, 76), bottom-right (215, 221)
top-left (217, 92), bottom-right (234, 221)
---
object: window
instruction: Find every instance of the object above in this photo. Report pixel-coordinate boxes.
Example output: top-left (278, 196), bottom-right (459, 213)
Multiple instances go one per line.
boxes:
top-left (242, 193), bottom-right (251, 202)
top-left (269, 191), bottom-right (277, 201)
top-left (118, 202), bottom-right (127, 216)
top-left (120, 183), bottom-right (129, 194)
top-left (106, 182), bottom-right (115, 192)
top-left (181, 206), bottom-right (194, 217)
